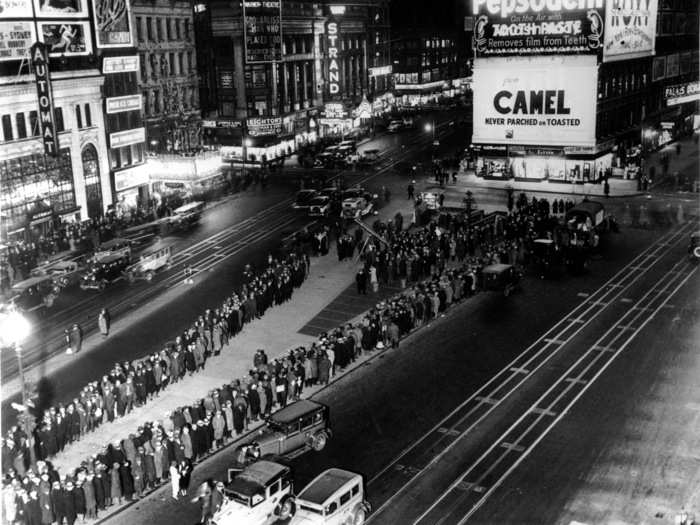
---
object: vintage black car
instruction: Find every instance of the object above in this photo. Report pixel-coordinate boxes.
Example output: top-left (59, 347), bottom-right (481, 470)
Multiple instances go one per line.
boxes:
top-left (233, 400), bottom-right (332, 468)
top-left (482, 263), bottom-right (521, 297)
top-left (80, 253), bottom-right (130, 290)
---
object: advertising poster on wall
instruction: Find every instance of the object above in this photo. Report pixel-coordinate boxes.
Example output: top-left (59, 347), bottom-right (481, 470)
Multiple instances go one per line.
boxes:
top-left (472, 55), bottom-right (598, 147)
top-left (33, 0), bottom-right (88, 18)
top-left (0, 0), bottom-right (32, 18)
top-left (92, 0), bottom-right (133, 48)
top-left (39, 21), bottom-right (92, 55)
top-left (246, 117), bottom-right (282, 136)
top-left (0, 21), bottom-right (35, 62)
top-left (603, 0), bottom-right (658, 62)
top-left (471, 0), bottom-right (605, 56)
top-left (664, 81), bottom-right (700, 106)
top-left (242, 0), bottom-right (282, 63)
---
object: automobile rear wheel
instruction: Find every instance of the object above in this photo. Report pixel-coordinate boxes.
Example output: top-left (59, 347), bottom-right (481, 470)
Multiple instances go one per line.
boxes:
top-left (145, 271), bottom-right (154, 282)
top-left (277, 497), bottom-right (295, 520)
top-left (353, 508), bottom-right (366, 525)
top-left (311, 431), bottom-right (328, 451)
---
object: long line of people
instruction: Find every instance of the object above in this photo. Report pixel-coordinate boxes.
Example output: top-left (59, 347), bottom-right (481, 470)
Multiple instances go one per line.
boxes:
top-left (2, 197), bottom-right (566, 524)
top-left (2, 251), bottom-right (310, 482)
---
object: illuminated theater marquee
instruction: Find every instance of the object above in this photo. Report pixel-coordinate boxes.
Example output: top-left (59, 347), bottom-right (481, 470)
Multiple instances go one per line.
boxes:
top-left (326, 21), bottom-right (340, 97)
top-left (473, 0), bottom-right (604, 17)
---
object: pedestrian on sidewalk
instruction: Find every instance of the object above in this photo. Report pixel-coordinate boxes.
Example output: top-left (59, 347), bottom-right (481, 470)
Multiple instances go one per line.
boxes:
top-left (98, 308), bottom-right (111, 337)
top-left (604, 179), bottom-right (610, 198)
top-left (178, 459), bottom-right (192, 497)
top-left (407, 181), bottom-right (415, 200)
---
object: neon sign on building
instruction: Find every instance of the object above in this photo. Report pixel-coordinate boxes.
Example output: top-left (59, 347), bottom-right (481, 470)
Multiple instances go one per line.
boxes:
top-left (326, 21), bottom-right (340, 98)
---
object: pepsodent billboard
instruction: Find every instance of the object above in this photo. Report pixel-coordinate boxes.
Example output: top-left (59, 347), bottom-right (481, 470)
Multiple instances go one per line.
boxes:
top-left (471, 0), bottom-right (605, 56)
top-left (472, 55), bottom-right (598, 147)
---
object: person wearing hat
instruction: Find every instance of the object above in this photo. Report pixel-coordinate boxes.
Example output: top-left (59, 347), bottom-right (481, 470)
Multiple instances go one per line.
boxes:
top-left (62, 480), bottom-right (77, 525)
top-left (83, 471), bottom-right (97, 519)
top-left (109, 462), bottom-right (122, 505)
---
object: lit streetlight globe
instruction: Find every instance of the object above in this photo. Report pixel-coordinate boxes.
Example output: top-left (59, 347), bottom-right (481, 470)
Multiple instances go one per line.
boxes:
top-left (424, 123), bottom-right (432, 133)
top-left (0, 310), bottom-right (31, 348)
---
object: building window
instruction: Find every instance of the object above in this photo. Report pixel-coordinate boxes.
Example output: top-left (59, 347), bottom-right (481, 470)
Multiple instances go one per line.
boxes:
top-left (167, 17), bottom-right (172, 40)
top-left (184, 19), bottom-right (190, 40)
top-left (140, 53), bottom-right (147, 80)
top-left (81, 144), bottom-right (103, 219)
top-left (29, 111), bottom-right (39, 137)
top-left (16, 113), bottom-right (27, 139)
top-left (54, 107), bottom-right (64, 132)
top-left (188, 51), bottom-right (194, 70)
top-left (2, 114), bottom-right (13, 141)
top-left (75, 105), bottom-right (82, 129)
top-left (156, 17), bottom-right (163, 41)
top-left (146, 17), bottom-right (153, 41)
top-left (178, 52), bottom-right (184, 74)
top-left (84, 104), bottom-right (92, 127)
top-left (169, 52), bottom-right (175, 75)
top-left (136, 16), bottom-right (143, 42)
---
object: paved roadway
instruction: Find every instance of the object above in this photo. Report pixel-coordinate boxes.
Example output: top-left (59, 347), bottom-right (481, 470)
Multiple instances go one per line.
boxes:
top-left (102, 213), bottom-right (697, 525)
top-left (0, 109), bottom-right (469, 431)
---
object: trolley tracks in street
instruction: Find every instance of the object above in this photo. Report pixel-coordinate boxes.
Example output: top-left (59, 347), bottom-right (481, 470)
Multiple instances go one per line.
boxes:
top-left (367, 220), bottom-right (697, 523)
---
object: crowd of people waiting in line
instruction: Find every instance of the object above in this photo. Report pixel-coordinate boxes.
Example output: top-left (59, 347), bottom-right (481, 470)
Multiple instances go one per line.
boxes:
top-left (2, 194), bottom-right (582, 524)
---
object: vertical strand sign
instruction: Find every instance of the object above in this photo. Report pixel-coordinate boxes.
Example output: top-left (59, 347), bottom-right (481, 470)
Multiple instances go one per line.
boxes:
top-left (242, 0), bottom-right (282, 63)
top-left (31, 42), bottom-right (58, 156)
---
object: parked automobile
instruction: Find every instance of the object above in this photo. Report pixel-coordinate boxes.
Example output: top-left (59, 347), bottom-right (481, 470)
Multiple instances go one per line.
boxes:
top-left (31, 259), bottom-right (83, 288)
top-left (93, 238), bottom-right (131, 263)
top-left (689, 231), bottom-right (700, 263)
top-left (293, 190), bottom-right (320, 211)
top-left (125, 244), bottom-right (172, 282)
top-left (482, 263), bottom-right (521, 297)
top-left (213, 461), bottom-right (295, 525)
top-left (80, 253), bottom-right (130, 290)
top-left (169, 200), bottom-right (205, 231)
top-left (6, 275), bottom-right (60, 312)
top-left (387, 120), bottom-right (404, 133)
top-left (341, 188), bottom-right (376, 219)
top-left (291, 468), bottom-right (371, 525)
top-left (308, 196), bottom-right (332, 217)
top-left (233, 400), bottom-right (331, 468)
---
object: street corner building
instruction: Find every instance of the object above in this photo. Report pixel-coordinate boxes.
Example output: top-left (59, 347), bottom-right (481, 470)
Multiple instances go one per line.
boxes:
top-left (467, 0), bottom-right (699, 186)
top-left (0, 0), bottom-right (146, 243)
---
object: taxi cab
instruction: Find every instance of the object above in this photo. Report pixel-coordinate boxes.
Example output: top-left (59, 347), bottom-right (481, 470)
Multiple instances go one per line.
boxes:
top-left (290, 468), bottom-right (371, 525)
top-left (212, 461), bottom-right (295, 525)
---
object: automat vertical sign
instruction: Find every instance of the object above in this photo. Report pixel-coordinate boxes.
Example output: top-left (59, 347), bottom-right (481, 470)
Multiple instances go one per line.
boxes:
top-left (31, 42), bottom-right (58, 156)
top-left (242, 0), bottom-right (282, 63)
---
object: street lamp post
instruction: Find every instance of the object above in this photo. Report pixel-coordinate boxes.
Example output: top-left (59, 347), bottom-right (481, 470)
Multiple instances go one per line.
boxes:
top-left (242, 136), bottom-right (252, 186)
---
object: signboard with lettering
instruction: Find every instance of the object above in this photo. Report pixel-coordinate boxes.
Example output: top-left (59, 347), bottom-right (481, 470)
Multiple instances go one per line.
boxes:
top-left (38, 21), bottom-right (92, 56)
top-left (664, 81), bottom-right (700, 106)
top-left (103, 55), bottom-right (139, 73)
top-left (243, 0), bottom-right (282, 63)
top-left (110, 127), bottom-right (145, 148)
top-left (472, 55), bottom-right (597, 147)
top-left (31, 43), bottom-right (58, 156)
top-left (603, 0), bottom-right (658, 62)
top-left (114, 165), bottom-right (149, 192)
top-left (325, 19), bottom-right (341, 99)
top-left (92, 0), bottom-right (134, 48)
top-left (321, 102), bottom-right (348, 119)
top-left (0, 0), bottom-right (32, 18)
top-left (246, 117), bottom-right (282, 137)
top-left (32, 0), bottom-right (88, 18)
top-left (471, 0), bottom-right (604, 56)
top-left (202, 119), bottom-right (242, 129)
top-left (106, 94), bottom-right (142, 114)
top-left (369, 65), bottom-right (392, 77)
top-left (0, 22), bottom-right (35, 62)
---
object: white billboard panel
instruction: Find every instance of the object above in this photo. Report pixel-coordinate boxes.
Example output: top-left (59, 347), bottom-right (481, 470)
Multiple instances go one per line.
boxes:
top-left (472, 55), bottom-right (598, 147)
top-left (603, 0), bottom-right (658, 62)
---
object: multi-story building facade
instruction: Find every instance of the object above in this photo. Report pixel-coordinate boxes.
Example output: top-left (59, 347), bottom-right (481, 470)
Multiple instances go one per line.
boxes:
top-left (469, 0), bottom-right (698, 184)
top-left (0, 4), bottom-right (112, 244)
top-left (132, 0), bottom-right (201, 154)
top-left (194, 0), bottom-right (391, 168)
top-left (390, 0), bottom-right (469, 106)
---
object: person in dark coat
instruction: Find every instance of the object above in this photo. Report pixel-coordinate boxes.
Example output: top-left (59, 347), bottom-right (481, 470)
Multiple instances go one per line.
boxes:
top-left (119, 461), bottom-right (135, 501)
top-left (25, 489), bottom-right (42, 525)
top-left (178, 459), bottom-right (193, 496)
top-left (72, 481), bottom-right (86, 521)
top-left (356, 268), bottom-right (368, 295)
top-left (51, 481), bottom-right (65, 525)
top-left (62, 481), bottom-right (77, 525)
top-left (98, 308), bottom-right (111, 336)
top-left (67, 323), bottom-right (83, 354)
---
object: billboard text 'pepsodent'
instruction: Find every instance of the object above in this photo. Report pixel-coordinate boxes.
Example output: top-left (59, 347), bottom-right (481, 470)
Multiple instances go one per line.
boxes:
top-left (473, 0), bottom-right (604, 17)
